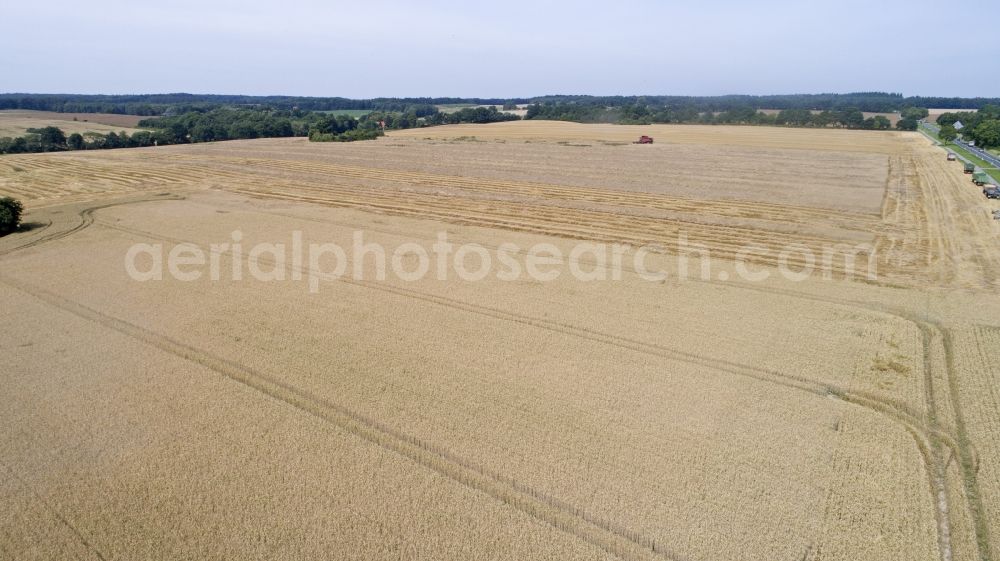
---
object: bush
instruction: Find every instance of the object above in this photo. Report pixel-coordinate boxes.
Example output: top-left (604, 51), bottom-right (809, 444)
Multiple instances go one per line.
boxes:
top-left (308, 129), bottom-right (382, 142)
top-left (0, 197), bottom-right (24, 235)
top-left (896, 117), bottom-right (919, 131)
top-left (939, 124), bottom-right (958, 142)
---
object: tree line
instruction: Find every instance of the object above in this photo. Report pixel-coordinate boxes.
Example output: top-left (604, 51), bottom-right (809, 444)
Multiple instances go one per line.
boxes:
top-left (0, 94), bottom-right (527, 116)
top-left (309, 105), bottom-right (518, 142)
top-left (0, 104), bottom-right (522, 153)
top-left (137, 108), bottom-right (302, 142)
top-left (0, 109), bottom-right (307, 154)
top-left (525, 102), bottom-right (925, 130)
top-left (529, 93), bottom-right (912, 113)
top-left (0, 126), bottom-right (170, 154)
top-left (308, 113), bottom-right (383, 142)
top-left (936, 105), bottom-right (1000, 148)
top-left (4, 92), bottom-right (1000, 117)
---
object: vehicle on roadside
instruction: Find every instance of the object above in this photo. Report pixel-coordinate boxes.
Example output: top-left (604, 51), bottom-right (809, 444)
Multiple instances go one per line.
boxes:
top-left (984, 186), bottom-right (1000, 199)
top-left (947, 153), bottom-right (957, 161)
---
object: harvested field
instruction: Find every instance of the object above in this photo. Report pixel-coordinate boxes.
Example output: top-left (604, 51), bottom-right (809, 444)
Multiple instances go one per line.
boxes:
top-left (389, 120), bottom-right (913, 153)
top-left (927, 108), bottom-right (959, 125)
top-left (0, 110), bottom-right (146, 137)
top-left (1, 121), bottom-right (999, 561)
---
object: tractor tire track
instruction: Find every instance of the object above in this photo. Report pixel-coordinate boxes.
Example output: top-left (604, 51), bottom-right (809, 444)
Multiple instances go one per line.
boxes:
top-left (0, 275), bottom-right (678, 561)
top-left (94, 217), bottom-right (962, 561)
top-left (939, 327), bottom-right (994, 561)
top-left (109, 189), bottom-right (977, 561)
top-left (96, 218), bottom-right (945, 441)
top-left (3, 140), bottom-right (977, 560)
top-left (0, 194), bottom-right (184, 258)
top-left (1, 461), bottom-right (107, 561)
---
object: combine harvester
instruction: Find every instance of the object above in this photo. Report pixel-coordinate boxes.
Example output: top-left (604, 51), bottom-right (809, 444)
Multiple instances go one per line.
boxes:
top-left (633, 135), bottom-right (654, 144)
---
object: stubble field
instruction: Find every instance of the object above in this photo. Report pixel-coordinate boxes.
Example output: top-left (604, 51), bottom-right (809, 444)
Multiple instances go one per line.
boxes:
top-left (0, 110), bottom-right (146, 138)
top-left (1, 121), bottom-right (999, 561)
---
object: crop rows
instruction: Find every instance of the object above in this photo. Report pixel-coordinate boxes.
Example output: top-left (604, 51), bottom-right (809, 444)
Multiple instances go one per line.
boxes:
top-left (946, 326), bottom-right (1000, 558)
top-left (80, 200), bottom-right (952, 554)
top-left (388, 121), bottom-right (913, 154)
top-left (1, 126), bottom-right (996, 561)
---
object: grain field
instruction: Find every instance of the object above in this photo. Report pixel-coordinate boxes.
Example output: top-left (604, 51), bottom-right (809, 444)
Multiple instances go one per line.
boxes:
top-left (1, 121), bottom-right (998, 561)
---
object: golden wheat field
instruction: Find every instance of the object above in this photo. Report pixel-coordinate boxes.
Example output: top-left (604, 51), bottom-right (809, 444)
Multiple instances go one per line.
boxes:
top-left (1, 121), bottom-right (999, 561)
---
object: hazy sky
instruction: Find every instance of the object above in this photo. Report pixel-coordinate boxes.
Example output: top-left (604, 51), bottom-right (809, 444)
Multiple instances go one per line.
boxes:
top-left (5, 0), bottom-right (998, 98)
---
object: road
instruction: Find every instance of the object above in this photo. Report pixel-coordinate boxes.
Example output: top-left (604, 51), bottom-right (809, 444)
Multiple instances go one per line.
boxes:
top-left (921, 121), bottom-right (1000, 169)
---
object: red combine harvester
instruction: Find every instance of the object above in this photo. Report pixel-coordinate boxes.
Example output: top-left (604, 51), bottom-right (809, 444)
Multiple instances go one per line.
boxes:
top-left (634, 135), bottom-right (654, 144)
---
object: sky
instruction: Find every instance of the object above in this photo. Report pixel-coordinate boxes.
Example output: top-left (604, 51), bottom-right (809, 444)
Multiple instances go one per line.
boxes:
top-left (4, 0), bottom-right (998, 98)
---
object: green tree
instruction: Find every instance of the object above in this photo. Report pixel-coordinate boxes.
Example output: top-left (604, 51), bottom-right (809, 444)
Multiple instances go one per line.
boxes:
top-left (812, 111), bottom-right (835, 127)
top-left (896, 117), bottom-right (919, 131)
top-left (939, 124), bottom-right (958, 142)
top-left (0, 197), bottom-right (24, 235)
top-left (102, 131), bottom-right (126, 148)
top-left (901, 107), bottom-right (929, 120)
top-left (168, 122), bottom-right (189, 143)
top-left (37, 126), bottom-right (67, 147)
top-left (842, 109), bottom-right (865, 128)
top-left (128, 131), bottom-right (155, 147)
top-left (67, 132), bottom-right (85, 150)
top-left (6, 137), bottom-right (28, 153)
top-left (872, 115), bottom-right (891, 130)
top-left (973, 120), bottom-right (1000, 147)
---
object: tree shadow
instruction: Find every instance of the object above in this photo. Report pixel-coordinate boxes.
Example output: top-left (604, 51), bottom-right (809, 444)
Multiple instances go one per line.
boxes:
top-left (17, 221), bottom-right (47, 233)
top-left (0, 221), bottom-right (47, 237)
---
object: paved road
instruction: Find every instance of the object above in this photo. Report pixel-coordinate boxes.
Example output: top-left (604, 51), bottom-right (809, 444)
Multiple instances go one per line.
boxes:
top-left (961, 142), bottom-right (1000, 169)
top-left (921, 122), bottom-right (1000, 169)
